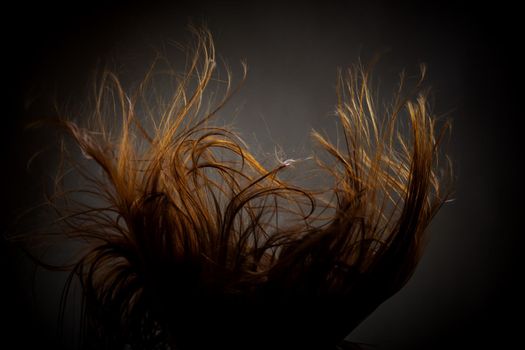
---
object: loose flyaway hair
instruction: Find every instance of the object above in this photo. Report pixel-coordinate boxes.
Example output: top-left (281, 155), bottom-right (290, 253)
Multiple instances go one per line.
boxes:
top-left (17, 27), bottom-right (452, 350)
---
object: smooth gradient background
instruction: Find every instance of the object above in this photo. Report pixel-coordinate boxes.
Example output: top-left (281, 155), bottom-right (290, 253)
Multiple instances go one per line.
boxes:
top-left (2, 1), bottom-right (523, 349)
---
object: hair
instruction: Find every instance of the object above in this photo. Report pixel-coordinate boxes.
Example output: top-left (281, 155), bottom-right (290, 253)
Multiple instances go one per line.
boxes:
top-left (17, 27), bottom-right (452, 350)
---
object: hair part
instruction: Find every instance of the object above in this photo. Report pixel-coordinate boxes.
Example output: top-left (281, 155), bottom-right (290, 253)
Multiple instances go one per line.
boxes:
top-left (19, 26), bottom-right (452, 350)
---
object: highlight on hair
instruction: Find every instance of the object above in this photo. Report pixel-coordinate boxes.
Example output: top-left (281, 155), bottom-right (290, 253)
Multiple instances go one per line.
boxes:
top-left (18, 27), bottom-right (452, 350)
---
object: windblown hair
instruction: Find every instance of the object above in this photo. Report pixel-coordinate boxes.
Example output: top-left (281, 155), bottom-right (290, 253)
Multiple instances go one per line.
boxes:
top-left (23, 28), bottom-right (451, 350)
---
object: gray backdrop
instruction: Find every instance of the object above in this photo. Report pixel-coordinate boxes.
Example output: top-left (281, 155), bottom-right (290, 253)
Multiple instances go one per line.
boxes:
top-left (2, 1), bottom-right (522, 349)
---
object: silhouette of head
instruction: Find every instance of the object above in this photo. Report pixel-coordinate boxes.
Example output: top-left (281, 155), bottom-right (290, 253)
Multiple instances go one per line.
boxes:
top-left (20, 27), bottom-right (451, 350)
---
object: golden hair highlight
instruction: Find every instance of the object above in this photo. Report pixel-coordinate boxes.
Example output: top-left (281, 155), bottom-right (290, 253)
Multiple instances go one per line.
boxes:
top-left (21, 27), bottom-right (452, 350)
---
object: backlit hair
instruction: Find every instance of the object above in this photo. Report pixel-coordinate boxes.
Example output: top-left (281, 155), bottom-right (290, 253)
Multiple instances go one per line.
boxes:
top-left (22, 27), bottom-right (452, 350)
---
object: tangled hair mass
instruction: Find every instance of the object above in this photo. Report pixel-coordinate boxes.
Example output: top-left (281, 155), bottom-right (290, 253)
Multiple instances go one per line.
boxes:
top-left (19, 28), bottom-right (452, 350)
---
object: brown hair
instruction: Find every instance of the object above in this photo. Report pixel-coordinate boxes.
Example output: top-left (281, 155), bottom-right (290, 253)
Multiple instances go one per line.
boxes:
top-left (21, 27), bottom-right (452, 349)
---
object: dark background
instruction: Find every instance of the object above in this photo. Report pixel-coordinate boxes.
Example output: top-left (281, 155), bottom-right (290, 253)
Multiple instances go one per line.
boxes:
top-left (2, 1), bottom-right (523, 349)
